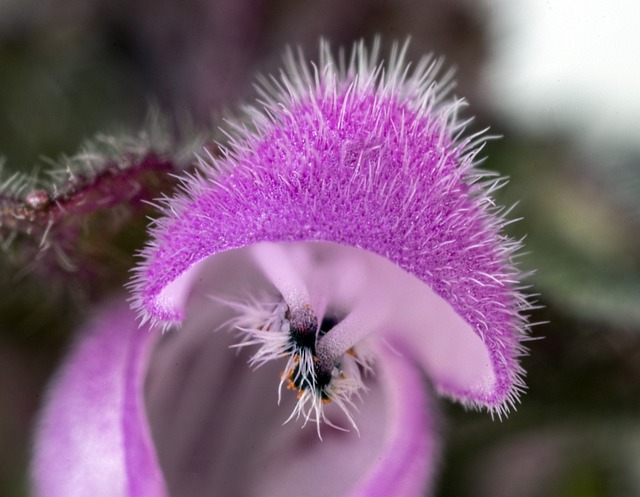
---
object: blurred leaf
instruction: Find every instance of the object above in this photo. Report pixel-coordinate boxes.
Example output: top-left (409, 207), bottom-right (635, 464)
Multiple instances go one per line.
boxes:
top-left (583, 151), bottom-right (640, 231)
top-left (487, 137), bottom-right (640, 328)
top-left (439, 410), bottom-right (639, 497)
top-left (0, 19), bottom-right (146, 170)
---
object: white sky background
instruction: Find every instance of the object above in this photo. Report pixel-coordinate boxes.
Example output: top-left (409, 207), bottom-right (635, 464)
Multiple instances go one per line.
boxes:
top-left (485, 0), bottom-right (640, 151)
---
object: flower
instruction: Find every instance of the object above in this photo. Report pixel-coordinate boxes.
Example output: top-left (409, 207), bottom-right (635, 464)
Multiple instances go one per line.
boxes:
top-left (31, 41), bottom-right (530, 496)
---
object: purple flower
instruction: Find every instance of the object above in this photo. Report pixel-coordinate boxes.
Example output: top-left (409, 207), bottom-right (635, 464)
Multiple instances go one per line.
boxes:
top-left (31, 41), bottom-right (530, 496)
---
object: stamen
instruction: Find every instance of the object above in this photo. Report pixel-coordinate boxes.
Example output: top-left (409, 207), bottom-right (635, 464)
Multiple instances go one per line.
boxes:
top-left (250, 242), bottom-right (319, 359)
top-left (316, 294), bottom-right (389, 367)
top-left (224, 244), bottom-right (388, 435)
top-left (284, 305), bottom-right (319, 354)
top-left (225, 294), bottom-right (321, 403)
top-left (283, 353), bottom-right (365, 438)
top-left (224, 298), bottom-right (290, 368)
top-left (250, 243), bottom-right (312, 312)
top-left (227, 295), bottom-right (371, 434)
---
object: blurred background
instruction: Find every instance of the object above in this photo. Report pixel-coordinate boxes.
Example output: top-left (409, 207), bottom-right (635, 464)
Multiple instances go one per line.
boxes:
top-left (1, 0), bottom-right (639, 495)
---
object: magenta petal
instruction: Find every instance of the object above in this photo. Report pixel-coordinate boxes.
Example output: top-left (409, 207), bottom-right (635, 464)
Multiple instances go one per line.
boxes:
top-left (31, 299), bottom-right (167, 497)
top-left (131, 41), bottom-right (530, 414)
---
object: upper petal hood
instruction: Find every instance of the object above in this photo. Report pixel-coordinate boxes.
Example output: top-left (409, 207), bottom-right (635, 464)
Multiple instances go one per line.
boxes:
top-left (131, 41), bottom-right (531, 413)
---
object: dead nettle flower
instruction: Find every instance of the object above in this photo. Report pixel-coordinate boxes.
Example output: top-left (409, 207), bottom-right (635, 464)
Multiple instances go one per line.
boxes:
top-left (32, 41), bottom-right (531, 496)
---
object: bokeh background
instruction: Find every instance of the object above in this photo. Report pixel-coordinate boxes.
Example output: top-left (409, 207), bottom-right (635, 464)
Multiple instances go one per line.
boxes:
top-left (1, 0), bottom-right (639, 495)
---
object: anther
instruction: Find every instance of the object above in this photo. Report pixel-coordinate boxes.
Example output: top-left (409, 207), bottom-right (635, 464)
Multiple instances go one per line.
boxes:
top-left (285, 304), bottom-right (318, 354)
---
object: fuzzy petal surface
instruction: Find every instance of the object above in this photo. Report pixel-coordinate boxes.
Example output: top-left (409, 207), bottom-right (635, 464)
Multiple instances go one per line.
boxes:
top-left (132, 42), bottom-right (529, 413)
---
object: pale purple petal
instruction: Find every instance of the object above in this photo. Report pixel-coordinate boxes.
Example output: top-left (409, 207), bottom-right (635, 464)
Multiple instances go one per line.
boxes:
top-left (131, 41), bottom-right (530, 414)
top-left (347, 344), bottom-right (439, 497)
top-left (31, 300), bottom-right (167, 497)
top-left (143, 276), bottom-right (439, 496)
top-left (249, 345), bottom-right (438, 497)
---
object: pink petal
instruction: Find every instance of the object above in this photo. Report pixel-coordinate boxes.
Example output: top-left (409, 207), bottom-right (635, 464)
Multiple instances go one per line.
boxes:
top-left (31, 300), bottom-right (167, 497)
top-left (246, 346), bottom-right (439, 497)
top-left (143, 283), bottom-right (439, 496)
top-left (131, 42), bottom-right (530, 414)
top-left (32, 251), bottom-right (440, 495)
top-left (347, 343), bottom-right (439, 497)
